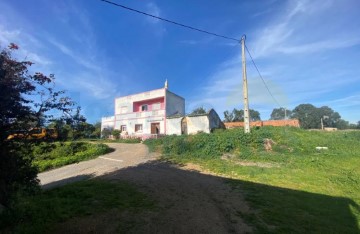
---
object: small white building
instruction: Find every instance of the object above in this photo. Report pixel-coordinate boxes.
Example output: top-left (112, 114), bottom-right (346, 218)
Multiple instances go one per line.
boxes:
top-left (166, 109), bottom-right (225, 135)
top-left (101, 81), bottom-right (185, 138)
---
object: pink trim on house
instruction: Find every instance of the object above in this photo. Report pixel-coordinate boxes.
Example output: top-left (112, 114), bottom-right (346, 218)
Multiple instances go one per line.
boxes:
top-left (114, 114), bottom-right (165, 121)
top-left (133, 97), bottom-right (165, 112)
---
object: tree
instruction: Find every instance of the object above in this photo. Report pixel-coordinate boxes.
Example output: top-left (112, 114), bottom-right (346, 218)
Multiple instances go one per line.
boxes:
top-left (223, 108), bottom-right (261, 122)
top-left (0, 44), bottom-right (74, 208)
top-left (335, 119), bottom-right (349, 130)
top-left (249, 109), bottom-right (261, 121)
top-left (291, 104), bottom-right (343, 129)
top-left (190, 107), bottom-right (207, 115)
top-left (317, 106), bottom-right (341, 128)
top-left (223, 110), bottom-right (234, 122)
top-left (291, 104), bottom-right (320, 129)
top-left (112, 129), bottom-right (121, 139)
top-left (101, 128), bottom-right (112, 139)
top-left (270, 108), bottom-right (292, 120)
top-left (91, 122), bottom-right (101, 138)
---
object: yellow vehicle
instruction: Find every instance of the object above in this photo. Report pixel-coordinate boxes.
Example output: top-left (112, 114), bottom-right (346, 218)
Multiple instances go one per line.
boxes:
top-left (7, 128), bottom-right (58, 140)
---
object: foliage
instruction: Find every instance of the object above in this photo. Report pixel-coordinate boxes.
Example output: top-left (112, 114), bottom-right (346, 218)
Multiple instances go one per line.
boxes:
top-left (101, 128), bottom-right (113, 139)
top-left (270, 107), bottom-right (292, 120)
top-left (223, 108), bottom-right (261, 122)
top-left (91, 122), bottom-right (102, 138)
top-left (190, 107), bottom-right (207, 115)
top-left (32, 142), bottom-right (114, 172)
top-left (291, 104), bottom-right (344, 129)
top-left (0, 179), bottom-right (155, 233)
top-left (112, 129), bottom-right (121, 139)
top-left (145, 128), bottom-right (271, 158)
top-left (0, 44), bottom-right (75, 208)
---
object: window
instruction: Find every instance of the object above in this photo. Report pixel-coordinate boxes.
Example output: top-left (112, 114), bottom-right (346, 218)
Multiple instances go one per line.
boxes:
top-left (135, 124), bottom-right (143, 132)
top-left (141, 104), bottom-right (148, 111)
top-left (152, 102), bottom-right (160, 110)
top-left (121, 125), bottom-right (127, 132)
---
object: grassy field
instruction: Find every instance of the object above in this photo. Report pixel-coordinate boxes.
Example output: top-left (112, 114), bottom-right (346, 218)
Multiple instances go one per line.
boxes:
top-left (32, 142), bottom-right (114, 172)
top-left (0, 179), bottom-right (155, 233)
top-left (145, 127), bottom-right (360, 233)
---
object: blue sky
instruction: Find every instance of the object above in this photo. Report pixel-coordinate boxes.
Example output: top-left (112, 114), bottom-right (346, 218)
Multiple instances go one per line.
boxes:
top-left (1, 0), bottom-right (359, 123)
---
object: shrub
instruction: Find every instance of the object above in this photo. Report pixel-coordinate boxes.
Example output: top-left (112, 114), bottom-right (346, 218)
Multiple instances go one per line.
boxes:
top-left (32, 142), bottom-right (113, 172)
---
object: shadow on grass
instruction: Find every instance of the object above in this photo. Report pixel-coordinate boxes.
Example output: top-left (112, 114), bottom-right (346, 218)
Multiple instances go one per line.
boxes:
top-left (8, 160), bottom-right (360, 233)
top-left (41, 173), bottom-right (95, 190)
top-left (100, 160), bottom-right (360, 233)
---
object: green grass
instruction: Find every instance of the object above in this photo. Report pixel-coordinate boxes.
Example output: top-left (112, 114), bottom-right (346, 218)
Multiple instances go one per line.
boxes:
top-left (0, 179), bottom-right (155, 233)
top-left (144, 127), bottom-right (360, 233)
top-left (32, 142), bottom-right (114, 172)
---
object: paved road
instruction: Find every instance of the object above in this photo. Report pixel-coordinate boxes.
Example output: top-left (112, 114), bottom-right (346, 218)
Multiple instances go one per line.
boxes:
top-left (38, 143), bottom-right (158, 189)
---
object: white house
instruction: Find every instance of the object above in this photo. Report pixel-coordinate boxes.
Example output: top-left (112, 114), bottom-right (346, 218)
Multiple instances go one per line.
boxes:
top-left (101, 81), bottom-right (185, 138)
top-left (166, 109), bottom-right (225, 135)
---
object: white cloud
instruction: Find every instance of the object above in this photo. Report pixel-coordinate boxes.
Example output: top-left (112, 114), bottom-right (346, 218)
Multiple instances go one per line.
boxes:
top-left (250, 0), bottom-right (360, 58)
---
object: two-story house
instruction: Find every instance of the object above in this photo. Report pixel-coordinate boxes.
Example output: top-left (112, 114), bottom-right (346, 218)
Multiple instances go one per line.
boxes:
top-left (101, 81), bottom-right (185, 137)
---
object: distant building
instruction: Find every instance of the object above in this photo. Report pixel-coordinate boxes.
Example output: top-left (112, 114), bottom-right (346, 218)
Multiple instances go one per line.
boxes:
top-left (167, 109), bottom-right (225, 135)
top-left (101, 81), bottom-right (225, 139)
top-left (101, 80), bottom-right (185, 138)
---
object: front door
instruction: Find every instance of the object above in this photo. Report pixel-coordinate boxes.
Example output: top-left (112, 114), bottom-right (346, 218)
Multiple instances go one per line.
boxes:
top-left (151, 123), bottom-right (160, 134)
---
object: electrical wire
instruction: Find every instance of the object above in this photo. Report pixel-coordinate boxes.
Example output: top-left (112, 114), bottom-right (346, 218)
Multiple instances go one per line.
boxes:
top-left (245, 45), bottom-right (282, 108)
top-left (100, 0), bottom-right (240, 43)
top-left (100, 0), bottom-right (283, 109)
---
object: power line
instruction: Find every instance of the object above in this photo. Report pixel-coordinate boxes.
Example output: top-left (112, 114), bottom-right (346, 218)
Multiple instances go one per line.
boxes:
top-left (245, 45), bottom-right (282, 108)
top-left (100, 0), bottom-right (240, 43)
top-left (100, 0), bottom-right (282, 109)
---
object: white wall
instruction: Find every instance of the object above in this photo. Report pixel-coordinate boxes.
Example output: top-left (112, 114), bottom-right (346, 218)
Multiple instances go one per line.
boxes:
top-left (115, 119), bottom-right (165, 135)
top-left (166, 117), bottom-right (182, 135)
top-left (166, 90), bottom-right (185, 116)
top-left (115, 88), bottom-right (165, 115)
top-left (187, 116), bottom-right (210, 134)
top-left (101, 116), bottom-right (115, 130)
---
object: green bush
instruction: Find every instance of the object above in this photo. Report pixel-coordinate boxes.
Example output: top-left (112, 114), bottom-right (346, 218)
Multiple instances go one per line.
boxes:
top-left (32, 142), bottom-right (114, 172)
top-left (145, 127), bottom-right (360, 159)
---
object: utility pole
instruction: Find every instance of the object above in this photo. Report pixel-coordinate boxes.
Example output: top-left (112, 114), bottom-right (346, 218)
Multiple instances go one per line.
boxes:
top-left (241, 35), bottom-right (250, 133)
top-left (321, 117), bottom-right (324, 130)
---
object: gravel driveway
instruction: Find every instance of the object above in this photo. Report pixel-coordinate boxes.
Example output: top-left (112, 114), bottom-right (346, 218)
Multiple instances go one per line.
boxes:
top-left (38, 143), bottom-right (158, 189)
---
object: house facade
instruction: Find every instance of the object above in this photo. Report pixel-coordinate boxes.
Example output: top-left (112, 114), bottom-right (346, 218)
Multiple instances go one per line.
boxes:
top-left (101, 83), bottom-right (185, 138)
top-left (167, 109), bottom-right (225, 135)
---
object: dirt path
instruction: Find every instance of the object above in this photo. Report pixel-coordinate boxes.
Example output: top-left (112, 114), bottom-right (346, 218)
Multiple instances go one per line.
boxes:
top-left (38, 143), bottom-right (158, 189)
top-left (40, 143), bottom-right (252, 233)
top-left (103, 161), bottom-right (252, 233)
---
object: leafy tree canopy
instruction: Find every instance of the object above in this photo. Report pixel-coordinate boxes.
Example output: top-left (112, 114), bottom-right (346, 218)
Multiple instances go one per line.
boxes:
top-left (223, 108), bottom-right (261, 122)
top-left (0, 44), bottom-right (76, 208)
top-left (270, 108), bottom-right (292, 120)
top-left (291, 104), bottom-right (343, 129)
top-left (190, 107), bottom-right (207, 115)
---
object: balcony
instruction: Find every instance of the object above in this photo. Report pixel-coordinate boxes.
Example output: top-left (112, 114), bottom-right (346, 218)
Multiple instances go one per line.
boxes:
top-left (116, 109), bottom-right (165, 120)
